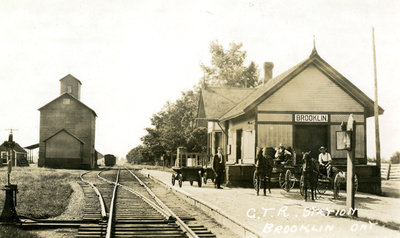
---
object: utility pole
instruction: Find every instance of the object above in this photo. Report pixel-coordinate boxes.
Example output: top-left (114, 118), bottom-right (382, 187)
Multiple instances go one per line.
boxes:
top-left (372, 27), bottom-right (382, 194)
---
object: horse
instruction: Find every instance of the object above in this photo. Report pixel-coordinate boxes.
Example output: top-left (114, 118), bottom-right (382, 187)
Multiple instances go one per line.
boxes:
top-left (301, 152), bottom-right (319, 201)
top-left (255, 147), bottom-right (274, 196)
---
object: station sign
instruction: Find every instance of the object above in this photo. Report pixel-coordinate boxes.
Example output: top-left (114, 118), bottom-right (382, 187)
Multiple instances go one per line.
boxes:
top-left (294, 114), bottom-right (329, 123)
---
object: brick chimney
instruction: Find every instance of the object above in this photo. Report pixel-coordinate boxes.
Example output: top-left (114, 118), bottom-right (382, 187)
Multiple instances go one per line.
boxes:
top-left (263, 62), bottom-right (274, 84)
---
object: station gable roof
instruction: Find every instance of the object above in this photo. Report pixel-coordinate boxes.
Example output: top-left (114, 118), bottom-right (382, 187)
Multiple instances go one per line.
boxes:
top-left (219, 50), bottom-right (384, 121)
top-left (198, 87), bottom-right (255, 121)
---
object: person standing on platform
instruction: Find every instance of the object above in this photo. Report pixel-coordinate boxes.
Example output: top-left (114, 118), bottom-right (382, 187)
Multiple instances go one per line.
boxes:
top-left (213, 147), bottom-right (226, 189)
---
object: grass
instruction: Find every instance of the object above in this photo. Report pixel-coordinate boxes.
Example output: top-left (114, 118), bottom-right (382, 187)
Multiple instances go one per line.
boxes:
top-left (0, 225), bottom-right (40, 238)
top-left (0, 166), bottom-right (81, 219)
top-left (125, 164), bottom-right (174, 173)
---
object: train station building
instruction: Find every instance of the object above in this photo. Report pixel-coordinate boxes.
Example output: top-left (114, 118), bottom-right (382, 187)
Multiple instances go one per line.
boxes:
top-left (38, 74), bottom-right (98, 169)
top-left (197, 48), bottom-right (383, 193)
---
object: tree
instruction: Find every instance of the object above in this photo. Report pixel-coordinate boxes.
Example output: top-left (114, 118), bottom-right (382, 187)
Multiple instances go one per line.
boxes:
top-left (126, 145), bottom-right (148, 164)
top-left (131, 90), bottom-right (207, 165)
top-left (390, 151), bottom-right (400, 164)
top-left (127, 41), bottom-right (256, 165)
top-left (201, 41), bottom-right (259, 88)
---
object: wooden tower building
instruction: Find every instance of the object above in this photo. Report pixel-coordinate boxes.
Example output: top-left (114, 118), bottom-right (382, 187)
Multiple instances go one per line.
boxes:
top-left (38, 74), bottom-right (97, 169)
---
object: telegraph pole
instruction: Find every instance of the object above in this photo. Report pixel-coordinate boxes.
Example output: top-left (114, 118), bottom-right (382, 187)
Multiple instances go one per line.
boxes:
top-left (372, 27), bottom-right (382, 194)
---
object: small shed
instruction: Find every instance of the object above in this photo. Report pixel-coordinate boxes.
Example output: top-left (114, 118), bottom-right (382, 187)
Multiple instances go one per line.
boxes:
top-left (0, 141), bottom-right (29, 167)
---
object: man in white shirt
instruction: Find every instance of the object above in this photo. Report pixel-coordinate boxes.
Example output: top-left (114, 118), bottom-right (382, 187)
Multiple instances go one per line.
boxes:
top-left (318, 146), bottom-right (332, 177)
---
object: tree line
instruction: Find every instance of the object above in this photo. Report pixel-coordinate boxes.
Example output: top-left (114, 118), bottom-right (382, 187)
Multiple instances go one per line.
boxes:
top-left (126, 41), bottom-right (260, 164)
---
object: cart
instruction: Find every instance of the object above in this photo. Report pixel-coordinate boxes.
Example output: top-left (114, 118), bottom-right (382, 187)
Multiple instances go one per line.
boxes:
top-left (253, 163), bottom-right (301, 193)
top-left (171, 147), bottom-right (205, 188)
top-left (253, 147), bottom-right (301, 193)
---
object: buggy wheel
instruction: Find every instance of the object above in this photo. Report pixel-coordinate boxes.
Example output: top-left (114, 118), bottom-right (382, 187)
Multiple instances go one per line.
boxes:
top-left (178, 174), bottom-right (183, 188)
top-left (300, 174), bottom-right (305, 196)
top-left (278, 172), bottom-right (285, 189)
top-left (203, 172), bottom-right (208, 184)
top-left (198, 174), bottom-right (202, 187)
top-left (285, 170), bottom-right (295, 192)
top-left (317, 181), bottom-right (328, 194)
top-left (190, 180), bottom-right (193, 186)
top-left (171, 174), bottom-right (176, 186)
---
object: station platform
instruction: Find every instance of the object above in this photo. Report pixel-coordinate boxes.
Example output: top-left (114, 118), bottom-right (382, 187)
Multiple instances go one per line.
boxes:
top-left (140, 168), bottom-right (400, 238)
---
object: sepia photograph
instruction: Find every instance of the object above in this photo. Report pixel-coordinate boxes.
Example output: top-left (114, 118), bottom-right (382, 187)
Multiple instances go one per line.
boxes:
top-left (0, 0), bottom-right (399, 237)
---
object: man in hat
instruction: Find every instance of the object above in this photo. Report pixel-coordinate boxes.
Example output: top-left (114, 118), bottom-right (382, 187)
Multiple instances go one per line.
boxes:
top-left (275, 143), bottom-right (292, 165)
top-left (213, 147), bottom-right (225, 189)
top-left (318, 146), bottom-right (332, 178)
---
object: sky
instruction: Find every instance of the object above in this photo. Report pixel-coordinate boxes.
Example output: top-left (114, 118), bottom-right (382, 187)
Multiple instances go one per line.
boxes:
top-left (0, 0), bottom-right (399, 160)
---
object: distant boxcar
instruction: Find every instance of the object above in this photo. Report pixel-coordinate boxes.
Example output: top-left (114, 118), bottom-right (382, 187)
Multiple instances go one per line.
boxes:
top-left (104, 154), bottom-right (116, 166)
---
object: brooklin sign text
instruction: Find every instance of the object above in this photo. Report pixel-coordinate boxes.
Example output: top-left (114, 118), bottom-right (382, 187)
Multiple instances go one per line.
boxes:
top-left (295, 114), bottom-right (329, 123)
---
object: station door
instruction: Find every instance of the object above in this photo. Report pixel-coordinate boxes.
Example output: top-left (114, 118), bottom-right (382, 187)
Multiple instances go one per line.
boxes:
top-left (294, 125), bottom-right (328, 159)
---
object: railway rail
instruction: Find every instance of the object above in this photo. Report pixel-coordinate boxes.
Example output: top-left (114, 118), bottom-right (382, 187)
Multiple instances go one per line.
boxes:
top-left (77, 167), bottom-right (215, 238)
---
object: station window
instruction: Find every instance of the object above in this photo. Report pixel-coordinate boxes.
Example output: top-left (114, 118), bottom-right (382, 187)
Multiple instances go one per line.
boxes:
top-left (67, 86), bottom-right (72, 93)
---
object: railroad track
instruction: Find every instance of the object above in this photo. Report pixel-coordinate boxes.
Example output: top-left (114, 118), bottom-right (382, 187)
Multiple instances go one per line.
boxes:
top-left (77, 167), bottom-right (215, 238)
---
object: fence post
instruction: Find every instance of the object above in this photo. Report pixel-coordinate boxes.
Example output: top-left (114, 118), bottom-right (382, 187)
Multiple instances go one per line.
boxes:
top-left (386, 162), bottom-right (391, 180)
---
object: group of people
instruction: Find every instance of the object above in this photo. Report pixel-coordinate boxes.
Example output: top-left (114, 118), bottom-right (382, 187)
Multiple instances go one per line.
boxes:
top-left (273, 143), bottom-right (333, 178)
top-left (211, 144), bottom-right (333, 191)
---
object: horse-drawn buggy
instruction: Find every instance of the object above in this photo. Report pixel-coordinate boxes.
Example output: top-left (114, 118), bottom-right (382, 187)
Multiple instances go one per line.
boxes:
top-left (171, 147), bottom-right (208, 188)
top-left (253, 146), bottom-right (302, 195)
top-left (253, 145), bottom-right (359, 200)
top-left (298, 151), bottom-right (359, 200)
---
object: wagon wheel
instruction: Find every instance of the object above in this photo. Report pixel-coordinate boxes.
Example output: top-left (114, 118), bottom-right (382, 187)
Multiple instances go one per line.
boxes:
top-left (203, 172), bottom-right (207, 184)
top-left (278, 172), bottom-right (285, 189)
top-left (178, 174), bottom-right (183, 188)
top-left (190, 180), bottom-right (193, 186)
top-left (198, 173), bottom-right (202, 187)
top-left (285, 170), bottom-right (295, 192)
top-left (300, 174), bottom-right (305, 196)
top-left (317, 180), bottom-right (328, 194)
top-left (289, 172), bottom-right (296, 189)
top-left (171, 174), bottom-right (176, 186)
